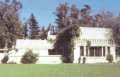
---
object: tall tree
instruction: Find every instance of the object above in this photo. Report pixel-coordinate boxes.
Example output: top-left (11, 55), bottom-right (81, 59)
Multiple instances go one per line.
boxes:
top-left (0, 0), bottom-right (22, 48)
top-left (39, 26), bottom-right (47, 40)
top-left (54, 3), bottom-right (80, 63)
top-left (55, 3), bottom-right (69, 30)
top-left (28, 14), bottom-right (40, 39)
top-left (80, 5), bottom-right (93, 26)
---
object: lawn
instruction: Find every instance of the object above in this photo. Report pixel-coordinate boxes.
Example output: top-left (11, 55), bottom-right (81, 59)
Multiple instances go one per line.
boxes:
top-left (0, 64), bottom-right (120, 77)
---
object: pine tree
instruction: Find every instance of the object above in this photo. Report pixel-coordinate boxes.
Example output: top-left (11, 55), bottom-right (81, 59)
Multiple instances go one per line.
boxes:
top-left (29, 14), bottom-right (40, 39)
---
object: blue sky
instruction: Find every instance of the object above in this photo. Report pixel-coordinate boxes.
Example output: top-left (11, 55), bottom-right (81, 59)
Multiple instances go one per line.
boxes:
top-left (20, 0), bottom-right (120, 26)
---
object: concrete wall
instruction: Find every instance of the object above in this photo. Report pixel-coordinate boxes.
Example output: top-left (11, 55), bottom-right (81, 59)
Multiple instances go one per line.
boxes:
top-left (7, 49), bottom-right (62, 64)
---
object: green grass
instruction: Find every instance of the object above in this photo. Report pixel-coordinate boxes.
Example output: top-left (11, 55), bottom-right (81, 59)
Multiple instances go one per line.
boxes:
top-left (0, 64), bottom-right (120, 77)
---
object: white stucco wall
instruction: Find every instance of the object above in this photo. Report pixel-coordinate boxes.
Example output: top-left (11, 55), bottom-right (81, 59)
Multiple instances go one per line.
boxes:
top-left (73, 27), bottom-right (116, 63)
top-left (7, 39), bottom-right (62, 64)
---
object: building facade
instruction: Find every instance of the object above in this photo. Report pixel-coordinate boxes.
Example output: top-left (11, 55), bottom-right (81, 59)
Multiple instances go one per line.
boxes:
top-left (1, 27), bottom-right (120, 64)
top-left (73, 27), bottom-right (119, 63)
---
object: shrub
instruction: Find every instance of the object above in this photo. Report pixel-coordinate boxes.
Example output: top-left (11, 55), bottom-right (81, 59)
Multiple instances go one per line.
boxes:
top-left (106, 54), bottom-right (113, 63)
top-left (1, 55), bottom-right (9, 64)
top-left (21, 50), bottom-right (38, 64)
top-left (83, 57), bottom-right (86, 64)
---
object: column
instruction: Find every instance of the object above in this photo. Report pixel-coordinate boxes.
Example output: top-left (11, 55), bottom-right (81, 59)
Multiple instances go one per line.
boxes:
top-left (73, 46), bottom-right (80, 63)
top-left (105, 46), bottom-right (108, 56)
top-left (110, 46), bottom-right (116, 62)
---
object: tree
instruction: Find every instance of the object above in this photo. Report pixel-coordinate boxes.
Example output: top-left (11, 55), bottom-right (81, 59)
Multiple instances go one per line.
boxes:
top-left (80, 5), bottom-right (93, 26)
top-left (94, 11), bottom-right (114, 28)
top-left (54, 3), bottom-right (80, 63)
top-left (28, 14), bottom-right (40, 39)
top-left (40, 26), bottom-right (48, 40)
top-left (23, 22), bottom-right (28, 39)
top-left (0, 0), bottom-right (22, 48)
top-left (55, 3), bottom-right (69, 30)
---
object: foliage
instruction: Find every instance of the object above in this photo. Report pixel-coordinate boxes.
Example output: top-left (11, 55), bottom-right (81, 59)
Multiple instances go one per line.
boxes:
top-left (82, 57), bottom-right (86, 64)
top-left (28, 14), bottom-right (40, 39)
top-left (39, 26), bottom-right (48, 40)
top-left (1, 55), bottom-right (9, 64)
top-left (23, 22), bottom-right (28, 39)
top-left (0, 0), bottom-right (22, 48)
top-left (112, 25), bottom-right (120, 46)
top-left (106, 54), bottom-right (113, 63)
top-left (21, 50), bottom-right (38, 64)
top-left (55, 3), bottom-right (69, 30)
top-left (47, 38), bottom-right (55, 43)
top-left (54, 3), bottom-right (80, 63)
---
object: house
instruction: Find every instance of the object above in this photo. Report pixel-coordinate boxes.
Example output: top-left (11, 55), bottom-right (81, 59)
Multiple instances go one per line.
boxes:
top-left (73, 27), bottom-right (120, 63)
top-left (1, 27), bottom-right (120, 64)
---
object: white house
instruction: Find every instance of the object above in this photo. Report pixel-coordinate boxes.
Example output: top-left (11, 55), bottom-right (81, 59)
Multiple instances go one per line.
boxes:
top-left (74, 27), bottom-right (120, 63)
top-left (2, 27), bottom-right (120, 64)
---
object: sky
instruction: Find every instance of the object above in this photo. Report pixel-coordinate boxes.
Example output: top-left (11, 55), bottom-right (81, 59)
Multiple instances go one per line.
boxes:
top-left (20, 0), bottom-right (120, 27)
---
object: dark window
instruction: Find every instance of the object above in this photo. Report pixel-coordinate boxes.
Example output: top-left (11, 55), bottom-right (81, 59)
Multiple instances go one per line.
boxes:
top-left (108, 47), bottom-right (110, 54)
top-left (86, 47), bottom-right (88, 56)
top-left (89, 47), bottom-right (102, 56)
top-left (103, 47), bottom-right (105, 56)
top-left (48, 49), bottom-right (58, 55)
top-left (80, 46), bottom-right (84, 56)
top-left (95, 47), bottom-right (102, 56)
top-left (116, 47), bottom-right (120, 57)
top-left (90, 47), bottom-right (94, 56)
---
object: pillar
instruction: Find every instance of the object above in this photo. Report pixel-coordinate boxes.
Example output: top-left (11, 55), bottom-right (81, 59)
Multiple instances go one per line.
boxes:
top-left (110, 46), bottom-right (116, 62)
top-left (105, 46), bottom-right (108, 56)
top-left (73, 46), bottom-right (80, 63)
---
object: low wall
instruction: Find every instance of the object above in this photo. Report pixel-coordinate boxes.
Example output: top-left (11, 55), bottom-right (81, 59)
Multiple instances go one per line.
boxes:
top-left (36, 55), bottom-right (62, 64)
top-left (7, 55), bottom-right (62, 64)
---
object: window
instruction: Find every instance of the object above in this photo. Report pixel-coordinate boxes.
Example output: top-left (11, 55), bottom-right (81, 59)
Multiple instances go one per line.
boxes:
top-left (86, 47), bottom-right (89, 56)
top-left (108, 47), bottom-right (110, 54)
top-left (90, 47), bottom-right (94, 56)
top-left (80, 46), bottom-right (84, 56)
top-left (116, 47), bottom-right (120, 57)
top-left (95, 47), bottom-right (102, 56)
top-left (89, 47), bottom-right (102, 56)
top-left (48, 49), bottom-right (58, 55)
top-left (103, 47), bottom-right (105, 56)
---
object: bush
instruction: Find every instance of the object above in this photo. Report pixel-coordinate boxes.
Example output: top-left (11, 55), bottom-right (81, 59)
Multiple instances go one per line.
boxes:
top-left (83, 57), bottom-right (86, 64)
top-left (21, 50), bottom-right (38, 64)
top-left (106, 54), bottom-right (113, 63)
top-left (1, 55), bottom-right (9, 64)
